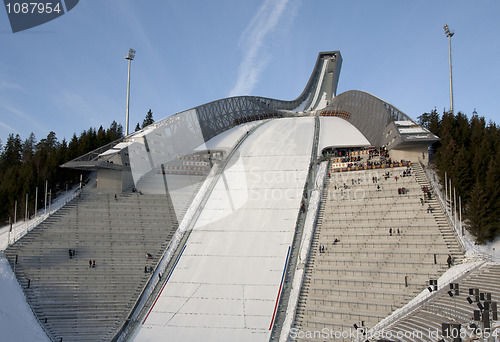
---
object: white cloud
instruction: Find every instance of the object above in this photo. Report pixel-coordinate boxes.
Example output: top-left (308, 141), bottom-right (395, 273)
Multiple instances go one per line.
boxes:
top-left (0, 103), bottom-right (48, 135)
top-left (0, 81), bottom-right (23, 91)
top-left (0, 120), bottom-right (16, 133)
top-left (229, 0), bottom-right (291, 97)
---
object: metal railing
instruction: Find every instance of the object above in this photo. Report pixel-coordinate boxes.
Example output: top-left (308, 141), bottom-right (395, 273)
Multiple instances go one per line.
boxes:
top-left (270, 116), bottom-right (321, 341)
top-left (360, 260), bottom-right (486, 341)
top-left (418, 159), bottom-right (500, 262)
top-left (4, 188), bottom-right (81, 250)
top-left (114, 120), bottom-right (269, 342)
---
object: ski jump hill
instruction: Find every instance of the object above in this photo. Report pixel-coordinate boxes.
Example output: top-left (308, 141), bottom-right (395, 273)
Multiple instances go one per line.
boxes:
top-left (3, 51), bottom-right (498, 342)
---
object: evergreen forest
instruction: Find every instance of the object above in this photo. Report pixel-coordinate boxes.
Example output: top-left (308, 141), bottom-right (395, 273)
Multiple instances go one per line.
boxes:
top-left (0, 110), bottom-right (155, 226)
top-left (0, 108), bottom-right (498, 244)
top-left (418, 109), bottom-right (500, 243)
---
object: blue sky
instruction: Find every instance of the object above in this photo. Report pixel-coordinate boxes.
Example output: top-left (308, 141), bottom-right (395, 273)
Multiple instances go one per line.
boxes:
top-left (1, 0), bottom-right (499, 145)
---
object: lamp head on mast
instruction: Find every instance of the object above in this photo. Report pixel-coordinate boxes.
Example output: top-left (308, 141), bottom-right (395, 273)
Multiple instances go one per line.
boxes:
top-left (443, 24), bottom-right (454, 38)
top-left (125, 48), bottom-right (136, 61)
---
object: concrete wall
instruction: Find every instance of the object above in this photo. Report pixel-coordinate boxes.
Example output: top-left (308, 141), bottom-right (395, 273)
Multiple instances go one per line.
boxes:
top-left (96, 169), bottom-right (134, 193)
top-left (390, 144), bottom-right (429, 165)
top-left (96, 150), bottom-right (135, 193)
top-left (121, 169), bottom-right (135, 191)
top-left (97, 169), bottom-right (122, 192)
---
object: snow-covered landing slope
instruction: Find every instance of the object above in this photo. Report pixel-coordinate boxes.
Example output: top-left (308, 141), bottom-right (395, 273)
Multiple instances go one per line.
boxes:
top-left (0, 256), bottom-right (49, 342)
top-left (131, 117), bottom-right (315, 342)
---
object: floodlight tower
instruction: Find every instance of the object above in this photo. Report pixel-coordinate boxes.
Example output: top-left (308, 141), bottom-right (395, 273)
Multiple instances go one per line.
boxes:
top-left (443, 25), bottom-right (454, 114)
top-left (124, 48), bottom-right (136, 136)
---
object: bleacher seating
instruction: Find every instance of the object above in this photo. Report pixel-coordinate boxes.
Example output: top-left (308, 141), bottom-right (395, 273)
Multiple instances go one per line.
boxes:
top-left (293, 156), bottom-right (464, 341)
top-left (383, 264), bottom-right (500, 341)
top-left (5, 189), bottom-right (179, 342)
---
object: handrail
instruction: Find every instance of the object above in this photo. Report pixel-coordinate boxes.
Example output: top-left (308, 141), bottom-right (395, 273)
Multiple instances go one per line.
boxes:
top-left (360, 260), bottom-right (486, 341)
top-left (418, 159), bottom-right (500, 262)
top-left (113, 120), bottom-right (269, 342)
top-left (418, 158), bottom-right (466, 253)
top-left (4, 187), bottom-right (81, 250)
top-left (269, 116), bottom-right (321, 341)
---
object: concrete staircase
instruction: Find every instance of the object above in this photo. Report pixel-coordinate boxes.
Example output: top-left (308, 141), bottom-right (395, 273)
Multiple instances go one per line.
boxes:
top-left (384, 264), bottom-right (500, 342)
top-left (294, 163), bottom-right (464, 340)
top-left (5, 189), bottom-right (178, 342)
top-left (412, 162), bottom-right (463, 258)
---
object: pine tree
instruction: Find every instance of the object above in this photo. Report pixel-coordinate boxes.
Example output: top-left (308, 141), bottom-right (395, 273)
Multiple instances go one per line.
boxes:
top-left (1, 134), bottom-right (23, 170)
top-left (483, 158), bottom-right (500, 241)
top-left (142, 109), bottom-right (154, 128)
top-left (467, 181), bottom-right (489, 243)
top-left (107, 121), bottom-right (123, 141)
top-left (135, 123), bottom-right (141, 132)
top-left (450, 146), bottom-right (471, 200)
top-left (417, 112), bottom-right (430, 128)
top-left (471, 137), bottom-right (491, 183)
top-left (428, 109), bottom-right (441, 137)
top-left (22, 132), bottom-right (36, 163)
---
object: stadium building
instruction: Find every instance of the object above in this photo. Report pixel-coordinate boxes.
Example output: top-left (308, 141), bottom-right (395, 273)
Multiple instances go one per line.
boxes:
top-left (4, 51), bottom-right (498, 342)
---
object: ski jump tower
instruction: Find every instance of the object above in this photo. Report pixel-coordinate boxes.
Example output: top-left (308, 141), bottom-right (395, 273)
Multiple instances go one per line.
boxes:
top-left (50, 51), bottom-right (442, 341)
top-left (62, 51), bottom-right (437, 193)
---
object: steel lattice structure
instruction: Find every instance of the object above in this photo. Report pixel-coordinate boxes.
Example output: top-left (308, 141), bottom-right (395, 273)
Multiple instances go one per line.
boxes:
top-left (62, 50), bottom-right (437, 172)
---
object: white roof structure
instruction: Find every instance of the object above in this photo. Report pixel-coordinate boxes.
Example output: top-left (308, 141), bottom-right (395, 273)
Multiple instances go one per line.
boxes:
top-left (318, 116), bottom-right (370, 155)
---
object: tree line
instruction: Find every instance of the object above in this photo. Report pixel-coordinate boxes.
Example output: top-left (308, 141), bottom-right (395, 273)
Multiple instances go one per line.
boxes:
top-left (418, 109), bottom-right (500, 243)
top-left (0, 121), bottom-right (123, 225)
top-left (0, 110), bottom-right (155, 226)
top-left (2, 108), bottom-right (497, 243)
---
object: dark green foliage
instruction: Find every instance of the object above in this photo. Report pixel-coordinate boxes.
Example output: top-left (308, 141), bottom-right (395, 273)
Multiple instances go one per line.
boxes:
top-left (426, 110), bottom-right (500, 243)
top-left (0, 121), bottom-right (123, 224)
top-left (142, 109), bottom-right (154, 129)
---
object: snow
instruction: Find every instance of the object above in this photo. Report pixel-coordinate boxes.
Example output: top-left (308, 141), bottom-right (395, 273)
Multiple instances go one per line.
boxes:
top-left (98, 141), bottom-right (132, 157)
top-left (2, 115), bottom-right (500, 341)
top-left (307, 58), bottom-right (328, 111)
top-left (464, 229), bottom-right (500, 260)
top-left (292, 93), bottom-right (312, 112)
top-left (394, 120), bottom-right (416, 126)
top-left (398, 127), bottom-right (428, 134)
top-left (123, 122), bottom-right (260, 330)
top-left (195, 121), bottom-right (261, 153)
top-left (424, 166), bottom-right (500, 262)
top-left (0, 183), bottom-right (84, 341)
top-left (0, 256), bottom-right (50, 341)
top-left (131, 117), bottom-right (315, 342)
top-left (279, 161), bottom-right (328, 342)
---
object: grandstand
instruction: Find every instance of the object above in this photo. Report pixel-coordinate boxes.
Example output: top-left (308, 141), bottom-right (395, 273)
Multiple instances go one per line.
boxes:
top-left (380, 263), bottom-right (500, 341)
top-left (2, 51), bottom-right (498, 342)
top-left (5, 190), bottom-right (179, 341)
top-left (294, 155), bottom-right (464, 340)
